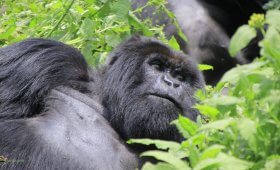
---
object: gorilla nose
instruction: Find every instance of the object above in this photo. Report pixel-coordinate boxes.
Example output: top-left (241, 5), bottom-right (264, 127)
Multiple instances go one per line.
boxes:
top-left (162, 75), bottom-right (180, 88)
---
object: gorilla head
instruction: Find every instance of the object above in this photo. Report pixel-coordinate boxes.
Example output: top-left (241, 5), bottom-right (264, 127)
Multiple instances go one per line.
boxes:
top-left (101, 36), bottom-right (204, 141)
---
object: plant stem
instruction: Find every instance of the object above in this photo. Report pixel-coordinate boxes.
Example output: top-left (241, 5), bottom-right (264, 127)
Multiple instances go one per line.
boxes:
top-left (46, 0), bottom-right (75, 38)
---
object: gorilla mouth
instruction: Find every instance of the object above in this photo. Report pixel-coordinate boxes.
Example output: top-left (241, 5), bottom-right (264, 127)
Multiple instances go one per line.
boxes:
top-left (147, 93), bottom-right (182, 111)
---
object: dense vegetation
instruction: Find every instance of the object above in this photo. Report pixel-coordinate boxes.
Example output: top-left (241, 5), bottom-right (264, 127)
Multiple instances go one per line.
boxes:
top-left (0, 0), bottom-right (280, 169)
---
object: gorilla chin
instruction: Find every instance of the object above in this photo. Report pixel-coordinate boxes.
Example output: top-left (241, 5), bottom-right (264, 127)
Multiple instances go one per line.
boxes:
top-left (121, 94), bottom-right (183, 141)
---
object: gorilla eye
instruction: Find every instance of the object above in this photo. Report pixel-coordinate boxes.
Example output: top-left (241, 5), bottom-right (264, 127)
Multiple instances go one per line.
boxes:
top-left (148, 59), bottom-right (166, 71)
top-left (177, 75), bottom-right (185, 82)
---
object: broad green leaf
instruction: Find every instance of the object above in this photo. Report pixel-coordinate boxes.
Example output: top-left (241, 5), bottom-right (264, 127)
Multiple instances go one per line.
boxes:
top-left (193, 105), bottom-right (219, 119)
top-left (265, 10), bottom-right (280, 31)
top-left (200, 145), bottom-right (224, 161)
top-left (264, 155), bottom-right (280, 170)
top-left (141, 151), bottom-right (190, 170)
top-left (178, 115), bottom-right (198, 136)
top-left (0, 25), bottom-right (16, 39)
top-left (263, 90), bottom-right (280, 103)
top-left (199, 118), bottom-right (235, 131)
top-left (111, 0), bottom-right (130, 19)
top-left (168, 36), bottom-right (180, 51)
top-left (127, 139), bottom-right (181, 152)
top-left (262, 27), bottom-right (280, 62)
top-left (204, 96), bottom-right (243, 106)
top-left (181, 134), bottom-right (206, 148)
top-left (198, 64), bottom-right (213, 71)
top-left (171, 119), bottom-right (191, 138)
top-left (220, 61), bottom-right (266, 84)
top-left (105, 31), bottom-right (121, 48)
top-left (142, 162), bottom-right (176, 170)
top-left (188, 145), bottom-right (200, 167)
top-left (193, 159), bottom-right (220, 170)
top-left (216, 153), bottom-right (253, 170)
top-left (128, 12), bottom-right (153, 36)
top-left (237, 118), bottom-right (257, 152)
top-left (229, 25), bottom-right (257, 57)
top-left (81, 41), bottom-right (94, 64)
top-left (97, 0), bottom-right (112, 17)
top-left (79, 18), bottom-right (94, 38)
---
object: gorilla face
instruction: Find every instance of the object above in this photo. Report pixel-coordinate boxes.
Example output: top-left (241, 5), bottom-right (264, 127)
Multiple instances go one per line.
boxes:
top-left (102, 36), bottom-right (204, 141)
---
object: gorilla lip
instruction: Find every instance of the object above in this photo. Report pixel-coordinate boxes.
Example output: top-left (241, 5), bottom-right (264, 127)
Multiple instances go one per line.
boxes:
top-left (147, 93), bottom-right (182, 111)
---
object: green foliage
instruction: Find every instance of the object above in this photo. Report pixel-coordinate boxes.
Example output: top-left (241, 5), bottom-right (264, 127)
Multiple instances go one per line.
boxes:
top-left (229, 25), bottom-right (257, 57)
top-left (263, 0), bottom-right (280, 10)
top-left (198, 64), bottom-right (214, 71)
top-left (0, 0), bottom-right (179, 66)
top-left (130, 10), bottom-right (280, 170)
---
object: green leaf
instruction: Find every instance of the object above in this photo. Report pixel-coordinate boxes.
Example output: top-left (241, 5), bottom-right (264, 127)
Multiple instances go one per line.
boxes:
top-left (198, 64), bottom-right (213, 71)
top-left (199, 118), bottom-right (235, 131)
top-left (0, 25), bottom-right (16, 39)
top-left (216, 153), bottom-right (253, 170)
top-left (262, 27), bottom-right (280, 62)
top-left (265, 10), bottom-right (280, 32)
top-left (171, 119), bottom-right (191, 138)
top-left (97, 0), bottom-right (112, 17)
top-left (264, 155), bottom-right (280, 170)
top-left (178, 115), bottom-right (198, 136)
top-left (204, 96), bottom-right (243, 106)
top-left (200, 145), bottom-right (224, 161)
top-left (188, 145), bottom-right (200, 167)
top-left (105, 31), bottom-right (121, 48)
top-left (168, 36), bottom-right (180, 51)
top-left (220, 61), bottom-right (267, 84)
top-left (229, 25), bottom-right (257, 57)
top-left (181, 134), bottom-right (206, 149)
top-left (111, 0), bottom-right (130, 19)
top-left (193, 105), bottom-right (219, 119)
top-left (142, 162), bottom-right (176, 170)
top-left (128, 12), bottom-right (153, 36)
top-left (127, 139), bottom-right (181, 152)
top-left (237, 118), bottom-right (257, 152)
top-left (193, 159), bottom-right (221, 170)
top-left (81, 41), bottom-right (94, 64)
top-left (79, 18), bottom-right (94, 38)
top-left (141, 151), bottom-right (190, 170)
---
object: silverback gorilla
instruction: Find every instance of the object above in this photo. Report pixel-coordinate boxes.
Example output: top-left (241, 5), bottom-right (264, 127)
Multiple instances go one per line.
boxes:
top-left (132, 0), bottom-right (264, 85)
top-left (0, 36), bottom-right (204, 169)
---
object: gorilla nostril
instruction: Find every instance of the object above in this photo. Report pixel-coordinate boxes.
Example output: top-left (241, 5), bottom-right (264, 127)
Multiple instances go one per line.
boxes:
top-left (162, 75), bottom-right (172, 86)
top-left (173, 83), bottom-right (180, 88)
top-left (162, 75), bottom-right (180, 88)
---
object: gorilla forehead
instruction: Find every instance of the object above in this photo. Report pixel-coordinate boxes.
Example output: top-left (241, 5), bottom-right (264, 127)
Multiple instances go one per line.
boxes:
top-left (108, 35), bottom-right (194, 65)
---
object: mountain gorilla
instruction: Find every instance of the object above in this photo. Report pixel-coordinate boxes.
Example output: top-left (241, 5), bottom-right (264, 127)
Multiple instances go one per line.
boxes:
top-left (132, 0), bottom-right (264, 85)
top-left (0, 36), bottom-right (204, 169)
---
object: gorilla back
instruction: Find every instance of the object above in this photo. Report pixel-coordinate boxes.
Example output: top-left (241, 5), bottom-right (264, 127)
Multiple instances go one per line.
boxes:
top-left (0, 37), bottom-right (204, 169)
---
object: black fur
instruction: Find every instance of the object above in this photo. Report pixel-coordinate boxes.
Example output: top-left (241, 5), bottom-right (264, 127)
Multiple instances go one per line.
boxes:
top-left (0, 36), bottom-right (204, 169)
